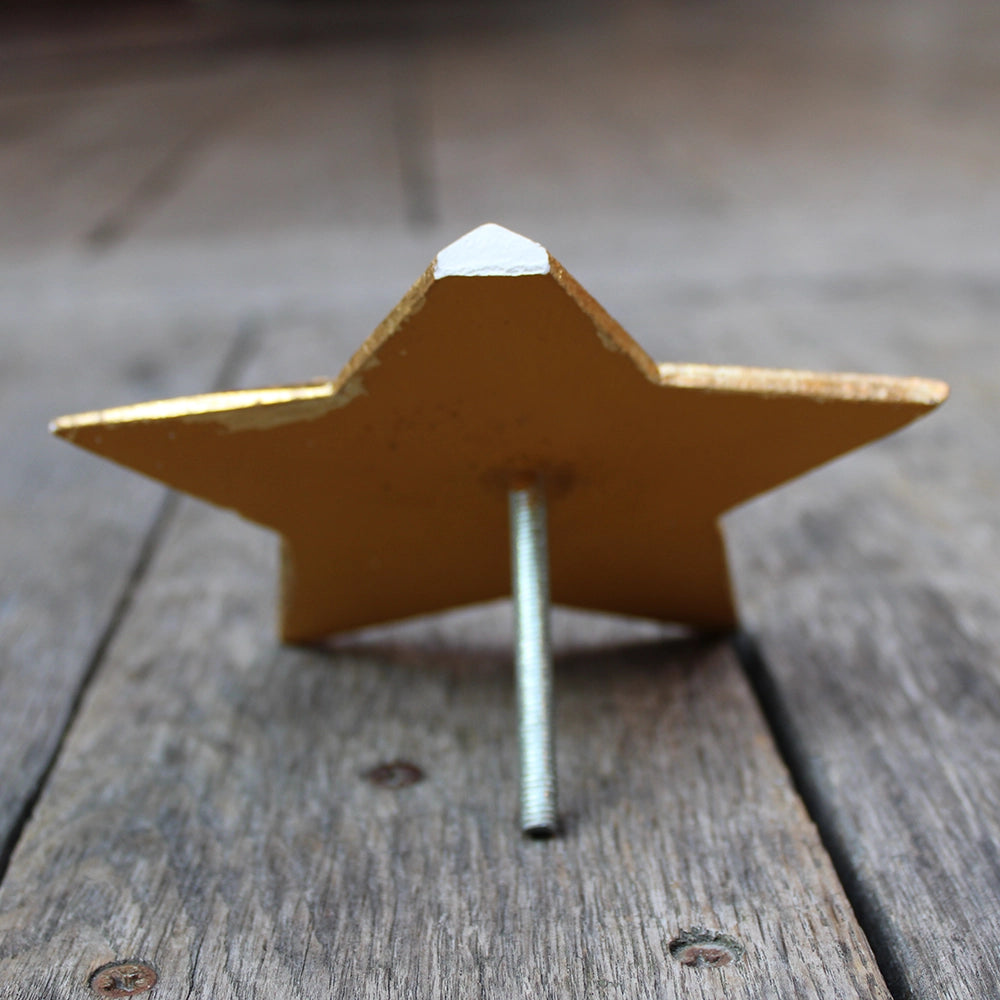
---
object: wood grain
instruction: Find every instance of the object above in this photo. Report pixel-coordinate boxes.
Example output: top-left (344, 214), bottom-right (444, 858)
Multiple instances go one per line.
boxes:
top-left (0, 497), bottom-right (889, 999)
top-left (0, 296), bottom-right (241, 868)
top-left (0, 38), bottom-right (410, 877)
top-left (744, 578), bottom-right (1000, 1000)
top-left (722, 284), bottom-right (1000, 1000)
top-left (0, 46), bottom-right (271, 867)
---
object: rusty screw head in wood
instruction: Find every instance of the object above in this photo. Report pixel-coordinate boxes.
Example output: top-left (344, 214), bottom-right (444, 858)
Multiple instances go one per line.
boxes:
top-left (365, 760), bottom-right (424, 789)
top-left (669, 928), bottom-right (744, 969)
top-left (88, 961), bottom-right (157, 997)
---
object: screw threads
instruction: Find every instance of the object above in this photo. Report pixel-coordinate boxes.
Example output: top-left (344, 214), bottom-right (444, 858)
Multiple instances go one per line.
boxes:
top-left (509, 481), bottom-right (558, 836)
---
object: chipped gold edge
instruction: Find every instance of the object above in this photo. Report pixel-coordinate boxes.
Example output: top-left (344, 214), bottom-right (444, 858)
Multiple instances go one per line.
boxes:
top-left (50, 382), bottom-right (342, 435)
top-left (657, 363), bottom-right (949, 406)
top-left (50, 357), bottom-right (949, 440)
top-left (547, 256), bottom-right (662, 382)
top-left (47, 266), bottom-right (435, 440)
top-left (49, 248), bottom-right (949, 442)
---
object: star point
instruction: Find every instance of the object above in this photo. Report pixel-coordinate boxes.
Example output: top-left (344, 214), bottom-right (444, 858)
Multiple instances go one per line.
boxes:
top-left (434, 222), bottom-right (550, 278)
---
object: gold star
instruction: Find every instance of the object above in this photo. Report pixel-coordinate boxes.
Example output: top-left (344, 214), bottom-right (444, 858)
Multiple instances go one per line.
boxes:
top-left (52, 224), bottom-right (947, 642)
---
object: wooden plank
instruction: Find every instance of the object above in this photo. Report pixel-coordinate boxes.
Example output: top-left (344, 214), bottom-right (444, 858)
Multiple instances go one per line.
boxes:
top-left (744, 579), bottom-right (1000, 1000)
top-left (0, 37), bottom-right (411, 877)
top-left (722, 281), bottom-right (1000, 1000)
top-left (0, 45), bottom-right (267, 866)
top-left (133, 46), bottom-right (409, 242)
top-left (0, 493), bottom-right (890, 999)
top-left (0, 289), bottom-right (244, 868)
top-left (0, 54), bottom-right (256, 254)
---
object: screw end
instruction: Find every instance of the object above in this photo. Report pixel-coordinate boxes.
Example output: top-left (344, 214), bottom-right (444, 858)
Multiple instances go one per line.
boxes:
top-left (522, 821), bottom-right (559, 839)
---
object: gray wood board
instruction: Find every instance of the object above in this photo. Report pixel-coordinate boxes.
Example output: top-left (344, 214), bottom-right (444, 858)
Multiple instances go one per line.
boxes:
top-left (0, 53), bottom-right (270, 851)
top-left (0, 282), bottom-right (244, 866)
top-left (0, 49), bottom-right (265, 864)
top-left (0, 42), bottom-right (414, 876)
top-left (745, 577), bottom-right (1000, 1000)
top-left (0, 496), bottom-right (890, 999)
top-left (0, 53), bottom-right (260, 255)
top-left (725, 284), bottom-right (1000, 1000)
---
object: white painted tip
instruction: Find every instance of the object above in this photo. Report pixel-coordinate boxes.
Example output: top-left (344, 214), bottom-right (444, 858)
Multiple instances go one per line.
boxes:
top-left (433, 223), bottom-right (550, 278)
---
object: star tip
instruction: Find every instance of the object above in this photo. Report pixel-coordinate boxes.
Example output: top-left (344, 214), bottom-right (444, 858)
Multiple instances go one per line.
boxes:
top-left (902, 375), bottom-right (949, 410)
top-left (433, 223), bottom-right (550, 278)
top-left (49, 409), bottom-right (106, 439)
top-left (927, 378), bottom-right (950, 406)
top-left (49, 415), bottom-right (74, 438)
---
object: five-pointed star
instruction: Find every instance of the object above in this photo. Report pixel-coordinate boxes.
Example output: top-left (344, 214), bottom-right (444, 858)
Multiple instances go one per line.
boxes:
top-left (52, 224), bottom-right (947, 641)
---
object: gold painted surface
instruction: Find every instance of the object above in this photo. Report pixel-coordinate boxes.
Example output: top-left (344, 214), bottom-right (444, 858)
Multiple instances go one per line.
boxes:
top-left (51, 231), bottom-right (948, 641)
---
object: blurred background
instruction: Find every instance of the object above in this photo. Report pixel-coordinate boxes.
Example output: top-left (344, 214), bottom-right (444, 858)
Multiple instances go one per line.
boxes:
top-left (3, 0), bottom-right (998, 366)
top-left (5, 0), bottom-right (997, 616)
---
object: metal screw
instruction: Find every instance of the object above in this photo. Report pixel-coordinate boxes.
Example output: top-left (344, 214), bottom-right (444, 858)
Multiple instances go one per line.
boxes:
top-left (669, 929), bottom-right (744, 969)
top-left (88, 961), bottom-right (158, 997)
top-left (508, 479), bottom-right (558, 836)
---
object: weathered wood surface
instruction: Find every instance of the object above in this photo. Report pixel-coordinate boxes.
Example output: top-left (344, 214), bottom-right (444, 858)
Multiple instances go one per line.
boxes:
top-left (0, 44), bottom-right (410, 872)
top-left (0, 244), bottom-right (893, 997)
top-left (0, 493), bottom-right (889, 999)
top-left (0, 50), bottom-right (264, 865)
top-left (1, 0), bottom-right (999, 998)
top-left (727, 290), bottom-right (1000, 1000)
top-left (0, 286), bottom-right (233, 868)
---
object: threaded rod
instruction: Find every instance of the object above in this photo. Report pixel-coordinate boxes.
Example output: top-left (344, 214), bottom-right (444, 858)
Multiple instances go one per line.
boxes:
top-left (508, 480), bottom-right (558, 837)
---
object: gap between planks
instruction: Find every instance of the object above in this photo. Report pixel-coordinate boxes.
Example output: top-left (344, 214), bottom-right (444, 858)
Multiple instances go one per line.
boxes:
top-left (0, 321), bottom-right (262, 883)
top-left (735, 631), bottom-right (910, 1000)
